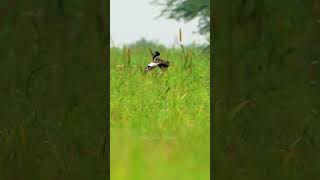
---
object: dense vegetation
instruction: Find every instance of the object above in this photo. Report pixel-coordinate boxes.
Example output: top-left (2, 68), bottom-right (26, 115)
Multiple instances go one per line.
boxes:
top-left (213, 0), bottom-right (320, 179)
top-left (0, 1), bottom-right (108, 179)
top-left (110, 45), bottom-right (210, 180)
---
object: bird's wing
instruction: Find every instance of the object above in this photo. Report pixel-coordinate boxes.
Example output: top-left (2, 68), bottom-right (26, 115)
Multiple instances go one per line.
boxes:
top-left (154, 57), bottom-right (169, 64)
top-left (145, 61), bottom-right (161, 72)
top-left (153, 57), bottom-right (163, 63)
top-left (147, 61), bottom-right (161, 68)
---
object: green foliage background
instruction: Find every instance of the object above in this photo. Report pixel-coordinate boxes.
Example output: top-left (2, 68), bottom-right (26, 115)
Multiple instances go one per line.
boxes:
top-left (213, 0), bottom-right (320, 179)
top-left (0, 1), bottom-right (108, 179)
top-left (110, 46), bottom-right (210, 180)
top-left (3, 0), bottom-right (319, 179)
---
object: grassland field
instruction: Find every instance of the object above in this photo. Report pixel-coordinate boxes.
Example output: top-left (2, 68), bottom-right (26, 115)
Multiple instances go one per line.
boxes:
top-left (110, 46), bottom-right (210, 180)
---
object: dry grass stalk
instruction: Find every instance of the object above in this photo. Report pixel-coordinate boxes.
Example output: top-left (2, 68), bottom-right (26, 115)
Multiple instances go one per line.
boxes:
top-left (127, 48), bottom-right (131, 65)
top-left (178, 28), bottom-right (188, 67)
top-left (179, 28), bottom-right (183, 43)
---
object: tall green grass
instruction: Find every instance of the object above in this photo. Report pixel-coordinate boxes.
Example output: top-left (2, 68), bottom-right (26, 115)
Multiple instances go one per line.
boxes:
top-left (110, 47), bottom-right (210, 180)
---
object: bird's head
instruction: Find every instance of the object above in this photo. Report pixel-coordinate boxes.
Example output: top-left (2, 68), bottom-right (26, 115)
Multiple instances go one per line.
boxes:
top-left (152, 51), bottom-right (161, 60)
top-left (154, 51), bottom-right (160, 56)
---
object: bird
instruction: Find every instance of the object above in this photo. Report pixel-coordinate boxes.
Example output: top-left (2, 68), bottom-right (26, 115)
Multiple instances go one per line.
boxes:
top-left (145, 49), bottom-right (170, 72)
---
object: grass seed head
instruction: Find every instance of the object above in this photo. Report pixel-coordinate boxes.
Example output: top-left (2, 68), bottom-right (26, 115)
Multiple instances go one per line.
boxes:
top-left (179, 28), bottom-right (183, 43)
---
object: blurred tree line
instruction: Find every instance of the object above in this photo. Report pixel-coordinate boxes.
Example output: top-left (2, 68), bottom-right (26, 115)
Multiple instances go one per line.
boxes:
top-left (152, 0), bottom-right (210, 44)
top-left (128, 38), bottom-right (166, 49)
top-left (213, 0), bottom-right (320, 179)
top-left (125, 37), bottom-right (206, 51)
top-left (0, 0), bottom-right (108, 179)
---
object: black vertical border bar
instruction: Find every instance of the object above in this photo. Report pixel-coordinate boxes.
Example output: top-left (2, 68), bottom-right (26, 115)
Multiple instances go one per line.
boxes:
top-left (105, 0), bottom-right (110, 178)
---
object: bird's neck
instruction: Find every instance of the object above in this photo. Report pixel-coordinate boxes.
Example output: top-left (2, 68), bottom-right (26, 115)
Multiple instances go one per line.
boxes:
top-left (153, 55), bottom-right (158, 60)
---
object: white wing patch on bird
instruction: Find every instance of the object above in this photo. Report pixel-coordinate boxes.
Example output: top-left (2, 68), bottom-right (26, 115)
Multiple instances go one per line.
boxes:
top-left (148, 62), bottom-right (159, 67)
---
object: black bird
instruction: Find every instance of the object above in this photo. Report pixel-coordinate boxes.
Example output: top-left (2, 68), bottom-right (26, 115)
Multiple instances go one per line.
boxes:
top-left (145, 49), bottom-right (170, 72)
